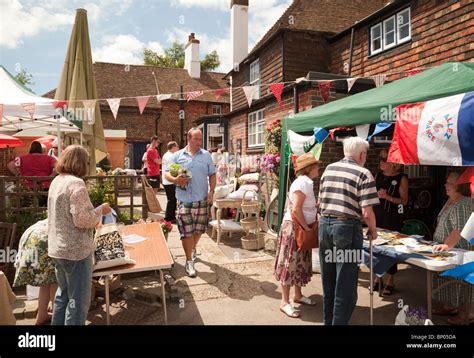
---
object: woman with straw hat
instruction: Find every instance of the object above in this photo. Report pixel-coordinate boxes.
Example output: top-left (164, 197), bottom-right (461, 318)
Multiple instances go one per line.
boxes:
top-left (274, 152), bottom-right (320, 318)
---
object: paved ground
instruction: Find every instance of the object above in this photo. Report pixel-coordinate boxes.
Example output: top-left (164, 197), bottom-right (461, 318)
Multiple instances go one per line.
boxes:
top-left (13, 191), bottom-right (454, 325)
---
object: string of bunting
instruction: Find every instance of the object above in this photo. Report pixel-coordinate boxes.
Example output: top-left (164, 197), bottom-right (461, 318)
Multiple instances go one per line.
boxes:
top-left (2, 66), bottom-right (430, 120)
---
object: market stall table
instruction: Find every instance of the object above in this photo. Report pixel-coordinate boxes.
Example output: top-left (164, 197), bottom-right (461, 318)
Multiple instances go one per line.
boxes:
top-left (92, 222), bottom-right (173, 325)
top-left (363, 230), bottom-right (464, 321)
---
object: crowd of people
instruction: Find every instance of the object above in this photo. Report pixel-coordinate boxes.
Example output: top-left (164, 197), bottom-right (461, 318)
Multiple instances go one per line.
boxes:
top-left (274, 137), bottom-right (473, 325)
top-left (5, 131), bottom-right (472, 326)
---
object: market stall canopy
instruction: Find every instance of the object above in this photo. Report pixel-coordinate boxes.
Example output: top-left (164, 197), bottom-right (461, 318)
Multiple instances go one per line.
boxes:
top-left (284, 62), bottom-right (474, 133)
top-left (0, 65), bottom-right (79, 133)
top-left (0, 134), bottom-right (22, 148)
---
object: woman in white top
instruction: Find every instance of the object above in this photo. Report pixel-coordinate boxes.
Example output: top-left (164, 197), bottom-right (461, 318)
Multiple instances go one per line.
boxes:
top-left (274, 152), bottom-right (320, 318)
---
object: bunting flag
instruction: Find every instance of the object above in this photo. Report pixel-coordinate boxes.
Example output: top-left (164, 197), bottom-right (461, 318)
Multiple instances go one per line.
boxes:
top-left (318, 80), bottom-right (332, 103)
top-left (329, 127), bottom-right (352, 140)
top-left (136, 96), bottom-right (149, 114)
top-left (0, 104), bottom-right (3, 126)
top-left (269, 83), bottom-right (284, 104)
top-left (52, 101), bottom-right (68, 109)
top-left (346, 77), bottom-right (359, 93)
top-left (82, 100), bottom-right (96, 124)
top-left (288, 130), bottom-right (316, 155)
top-left (314, 127), bottom-right (329, 143)
top-left (186, 90), bottom-right (204, 102)
top-left (372, 74), bottom-right (386, 87)
top-left (456, 166), bottom-right (474, 199)
top-left (242, 86), bottom-right (258, 108)
top-left (107, 98), bottom-right (121, 120)
top-left (356, 124), bottom-right (371, 140)
top-left (387, 92), bottom-right (474, 166)
top-left (368, 122), bottom-right (392, 141)
top-left (215, 88), bottom-right (229, 101)
top-left (405, 69), bottom-right (423, 77)
top-left (156, 94), bottom-right (172, 103)
top-left (21, 103), bottom-right (35, 119)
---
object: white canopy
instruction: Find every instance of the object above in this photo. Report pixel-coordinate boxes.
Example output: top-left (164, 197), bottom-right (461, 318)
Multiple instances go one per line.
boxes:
top-left (0, 65), bottom-right (78, 133)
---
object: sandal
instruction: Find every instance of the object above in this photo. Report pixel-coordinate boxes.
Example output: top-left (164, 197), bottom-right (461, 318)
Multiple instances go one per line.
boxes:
top-left (280, 303), bottom-right (300, 318)
top-left (382, 285), bottom-right (395, 295)
top-left (293, 296), bottom-right (316, 306)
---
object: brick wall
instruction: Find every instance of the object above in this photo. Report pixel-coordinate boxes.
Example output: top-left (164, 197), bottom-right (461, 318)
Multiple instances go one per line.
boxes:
top-left (329, 0), bottom-right (474, 80)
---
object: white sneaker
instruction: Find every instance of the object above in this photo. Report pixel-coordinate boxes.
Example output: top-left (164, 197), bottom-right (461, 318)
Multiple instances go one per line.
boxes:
top-left (185, 260), bottom-right (196, 278)
top-left (192, 248), bottom-right (198, 262)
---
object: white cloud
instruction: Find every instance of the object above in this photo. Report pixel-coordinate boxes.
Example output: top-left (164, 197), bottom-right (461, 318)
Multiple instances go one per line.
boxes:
top-left (170, 0), bottom-right (229, 11)
top-left (93, 34), bottom-right (164, 65)
top-left (0, 0), bottom-right (135, 48)
top-left (0, 0), bottom-right (74, 48)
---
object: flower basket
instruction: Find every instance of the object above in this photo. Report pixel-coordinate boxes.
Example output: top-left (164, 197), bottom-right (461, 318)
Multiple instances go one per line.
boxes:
top-left (240, 217), bottom-right (258, 232)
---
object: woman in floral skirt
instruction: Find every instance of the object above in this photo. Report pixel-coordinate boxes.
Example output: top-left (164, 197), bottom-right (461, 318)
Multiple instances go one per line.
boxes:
top-left (274, 152), bottom-right (320, 318)
top-left (14, 219), bottom-right (57, 325)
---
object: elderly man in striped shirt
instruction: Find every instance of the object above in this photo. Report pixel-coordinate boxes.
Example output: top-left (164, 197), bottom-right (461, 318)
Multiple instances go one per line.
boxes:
top-left (318, 137), bottom-right (379, 325)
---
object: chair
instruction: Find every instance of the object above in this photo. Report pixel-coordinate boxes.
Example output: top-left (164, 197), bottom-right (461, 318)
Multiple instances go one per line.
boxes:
top-left (0, 222), bottom-right (17, 277)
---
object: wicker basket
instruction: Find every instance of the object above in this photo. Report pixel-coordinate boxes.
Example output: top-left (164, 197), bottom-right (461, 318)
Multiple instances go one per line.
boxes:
top-left (240, 217), bottom-right (258, 232)
top-left (240, 190), bottom-right (259, 214)
top-left (241, 233), bottom-right (265, 250)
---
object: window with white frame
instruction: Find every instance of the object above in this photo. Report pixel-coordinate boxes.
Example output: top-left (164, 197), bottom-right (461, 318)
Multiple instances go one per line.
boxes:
top-left (370, 7), bottom-right (411, 56)
top-left (249, 59), bottom-right (261, 100)
top-left (248, 109), bottom-right (265, 147)
top-left (212, 105), bottom-right (222, 114)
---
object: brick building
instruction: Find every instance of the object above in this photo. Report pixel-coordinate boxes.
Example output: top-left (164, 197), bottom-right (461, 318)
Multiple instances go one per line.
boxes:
top-left (45, 34), bottom-right (230, 169)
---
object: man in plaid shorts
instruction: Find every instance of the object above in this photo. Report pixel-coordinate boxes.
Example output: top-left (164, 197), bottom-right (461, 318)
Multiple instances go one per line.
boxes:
top-left (164, 128), bottom-right (216, 277)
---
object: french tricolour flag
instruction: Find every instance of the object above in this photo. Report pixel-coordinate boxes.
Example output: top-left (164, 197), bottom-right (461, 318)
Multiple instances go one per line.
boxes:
top-left (388, 91), bottom-right (474, 166)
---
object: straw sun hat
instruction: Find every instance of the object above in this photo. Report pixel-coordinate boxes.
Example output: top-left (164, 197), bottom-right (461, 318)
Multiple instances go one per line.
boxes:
top-left (296, 152), bottom-right (320, 171)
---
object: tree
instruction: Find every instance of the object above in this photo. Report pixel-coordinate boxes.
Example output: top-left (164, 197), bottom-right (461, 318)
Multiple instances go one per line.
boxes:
top-left (15, 68), bottom-right (34, 91)
top-left (144, 41), bottom-right (220, 71)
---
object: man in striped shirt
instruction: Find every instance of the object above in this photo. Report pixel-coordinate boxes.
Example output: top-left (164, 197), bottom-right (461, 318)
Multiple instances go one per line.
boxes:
top-left (318, 137), bottom-right (379, 325)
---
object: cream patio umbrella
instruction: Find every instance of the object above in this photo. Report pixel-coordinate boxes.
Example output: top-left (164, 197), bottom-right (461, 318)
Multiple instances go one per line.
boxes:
top-left (55, 8), bottom-right (107, 174)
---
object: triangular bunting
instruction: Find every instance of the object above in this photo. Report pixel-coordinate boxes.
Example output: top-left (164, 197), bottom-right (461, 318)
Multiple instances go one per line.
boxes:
top-left (21, 103), bottom-right (35, 119)
top-left (456, 166), bottom-right (474, 199)
top-left (318, 80), bottom-right (332, 103)
top-left (186, 90), bottom-right (204, 102)
top-left (136, 96), bottom-right (150, 114)
top-left (242, 86), bottom-right (258, 108)
top-left (368, 122), bottom-right (392, 141)
top-left (405, 69), bottom-right (423, 77)
top-left (314, 127), bottom-right (329, 143)
top-left (346, 77), bottom-right (359, 93)
top-left (355, 124), bottom-right (371, 140)
top-left (329, 126), bottom-right (352, 140)
top-left (372, 74), bottom-right (386, 87)
top-left (107, 98), bottom-right (121, 120)
top-left (269, 83), bottom-right (284, 104)
top-left (156, 94), bottom-right (172, 104)
top-left (52, 101), bottom-right (68, 109)
top-left (215, 88), bottom-right (229, 101)
top-left (82, 100), bottom-right (96, 124)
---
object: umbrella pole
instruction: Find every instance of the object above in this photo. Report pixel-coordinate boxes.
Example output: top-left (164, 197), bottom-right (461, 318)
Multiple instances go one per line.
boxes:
top-left (369, 235), bottom-right (374, 325)
top-left (80, 131), bottom-right (83, 146)
top-left (57, 115), bottom-right (62, 157)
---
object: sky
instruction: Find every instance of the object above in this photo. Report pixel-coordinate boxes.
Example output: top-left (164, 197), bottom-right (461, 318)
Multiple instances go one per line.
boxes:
top-left (0, 0), bottom-right (292, 95)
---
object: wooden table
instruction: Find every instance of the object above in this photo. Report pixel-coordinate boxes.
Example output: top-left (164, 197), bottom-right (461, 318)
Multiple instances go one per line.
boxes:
top-left (92, 222), bottom-right (174, 325)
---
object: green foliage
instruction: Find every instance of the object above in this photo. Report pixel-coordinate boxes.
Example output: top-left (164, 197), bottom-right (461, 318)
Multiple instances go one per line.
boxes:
top-left (88, 178), bottom-right (114, 207)
top-left (15, 68), bottom-right (34, 91)
top-left (143, 41), bottom-right (220, 71)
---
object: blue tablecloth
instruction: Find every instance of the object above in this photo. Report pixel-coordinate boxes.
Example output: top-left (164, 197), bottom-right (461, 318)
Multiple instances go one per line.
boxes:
top-left (362, 243), bottom-right (428, 276)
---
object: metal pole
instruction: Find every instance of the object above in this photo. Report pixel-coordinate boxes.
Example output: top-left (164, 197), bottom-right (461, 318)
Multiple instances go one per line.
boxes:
top-left (179, 85), bottom-right (185, 148)
top-left (56, 114), bottom-right (62, 157)
top-left (369, 235), bottom-right (374, 325)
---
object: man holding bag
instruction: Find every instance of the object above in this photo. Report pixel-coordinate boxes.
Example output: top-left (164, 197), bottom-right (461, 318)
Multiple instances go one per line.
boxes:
top-left (274, 152), bottom-right (320, 318)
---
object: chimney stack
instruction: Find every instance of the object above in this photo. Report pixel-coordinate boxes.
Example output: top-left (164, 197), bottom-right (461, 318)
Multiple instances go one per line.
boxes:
top-left (184, 32), bottom-right (200, 79)
top-left (230, 0), bottom-right (249, 68)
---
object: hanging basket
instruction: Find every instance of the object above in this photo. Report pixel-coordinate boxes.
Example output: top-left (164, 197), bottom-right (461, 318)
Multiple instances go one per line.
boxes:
top-left (240, 216), bottom-right (259, 232)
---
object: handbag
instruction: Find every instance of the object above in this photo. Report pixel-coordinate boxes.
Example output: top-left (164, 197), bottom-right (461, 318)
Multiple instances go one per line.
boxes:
top-left (291, 213), bottom-right (318, 251)
top-left (93, 223), bottom-right (135, 271)
top-left (141, 175), bottom-right (162, 213)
